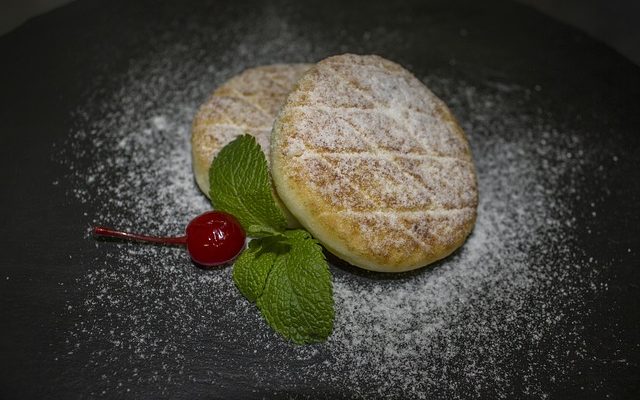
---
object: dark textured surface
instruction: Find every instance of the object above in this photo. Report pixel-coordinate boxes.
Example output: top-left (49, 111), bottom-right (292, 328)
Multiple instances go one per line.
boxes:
top-left (0, 0), bottom-right (638, 398)
top-left (516, 0), bottom-right (640, 65)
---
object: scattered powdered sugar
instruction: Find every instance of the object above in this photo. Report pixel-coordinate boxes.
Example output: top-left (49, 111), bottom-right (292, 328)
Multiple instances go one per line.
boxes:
top-left (58, 23), bottom-right (607, 399)
top-left (323, 90), bottom-right (594, 397)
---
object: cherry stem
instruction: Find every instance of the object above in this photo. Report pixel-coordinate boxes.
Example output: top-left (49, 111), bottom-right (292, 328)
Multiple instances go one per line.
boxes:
top-left (92, 226), bottom-right (187, 246)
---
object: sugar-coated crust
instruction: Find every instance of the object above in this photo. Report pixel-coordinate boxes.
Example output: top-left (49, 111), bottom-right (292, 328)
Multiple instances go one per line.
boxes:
top-left (191, 64), bottom-right (311, 227)
top-left (271, 54), bottom-right (478, 272)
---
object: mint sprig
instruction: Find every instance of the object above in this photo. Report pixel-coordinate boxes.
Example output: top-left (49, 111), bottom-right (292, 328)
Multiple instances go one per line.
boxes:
top-left (209, 134), bottom-right (334, 344)
top-left (209, 135), bottom-right (287, 234)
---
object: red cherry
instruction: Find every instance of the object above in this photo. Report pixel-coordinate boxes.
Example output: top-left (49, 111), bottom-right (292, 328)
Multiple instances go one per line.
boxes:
top-left (184, 211), bottom-right (246, 266)
top-left (92, 211), bottom-right (246, 267)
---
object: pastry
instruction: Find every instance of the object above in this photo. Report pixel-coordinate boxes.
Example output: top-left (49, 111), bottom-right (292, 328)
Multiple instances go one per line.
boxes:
top-left (271, 54), bottom-right (478, 272)
top-left (191, 64), bottom-right (311, 195)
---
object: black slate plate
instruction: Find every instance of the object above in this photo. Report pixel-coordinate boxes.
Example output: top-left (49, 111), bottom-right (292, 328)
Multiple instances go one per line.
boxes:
top-left (1, 0), bottom-right (639, 399)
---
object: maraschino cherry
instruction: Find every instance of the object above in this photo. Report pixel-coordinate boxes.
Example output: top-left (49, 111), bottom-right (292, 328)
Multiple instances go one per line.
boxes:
top-left (92, 211), bottom-right (246, 267)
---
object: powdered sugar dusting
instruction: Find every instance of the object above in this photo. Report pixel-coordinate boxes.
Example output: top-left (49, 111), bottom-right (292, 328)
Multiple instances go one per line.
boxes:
top-left (58, 29), bottom-right (605, 399)
top-left (325, 104), bottom-right (587, 397)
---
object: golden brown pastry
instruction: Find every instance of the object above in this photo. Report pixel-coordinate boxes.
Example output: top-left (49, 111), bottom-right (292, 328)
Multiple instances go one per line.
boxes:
top-left (191, 64), bottom-right (311, 227)
top-left (271, 54), bottom-right (478, 272)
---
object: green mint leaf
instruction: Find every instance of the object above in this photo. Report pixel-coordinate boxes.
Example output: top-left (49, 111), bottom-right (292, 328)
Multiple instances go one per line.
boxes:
top-left (232, 237), bottom-right (290, 302)
top-left (255, 230), bottom-right (334, 344)
top-left (209, 134), bottom-right (287, 233)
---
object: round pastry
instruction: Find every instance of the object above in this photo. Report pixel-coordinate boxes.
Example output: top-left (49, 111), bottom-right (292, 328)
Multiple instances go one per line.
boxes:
top-left (191, 63), bottom-right (311, 196)
top-left (191, 63), bottom-right (311, 227)
top-left (271, 54), bottom-right (478, 272)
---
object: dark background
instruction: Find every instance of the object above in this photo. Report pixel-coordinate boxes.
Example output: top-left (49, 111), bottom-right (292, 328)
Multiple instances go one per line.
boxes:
top-left (0, 0), bottom-right (639, 398)
top-left (3, 0), bottom-right (640, 65)
top-left (518, 0), bottom-right (640, 66)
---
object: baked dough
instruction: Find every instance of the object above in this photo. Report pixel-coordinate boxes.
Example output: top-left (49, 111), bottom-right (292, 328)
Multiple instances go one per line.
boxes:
top-left (271, 54), bottom-right (478, 272)
top-left (191, 64), bottom-right (311, 227)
